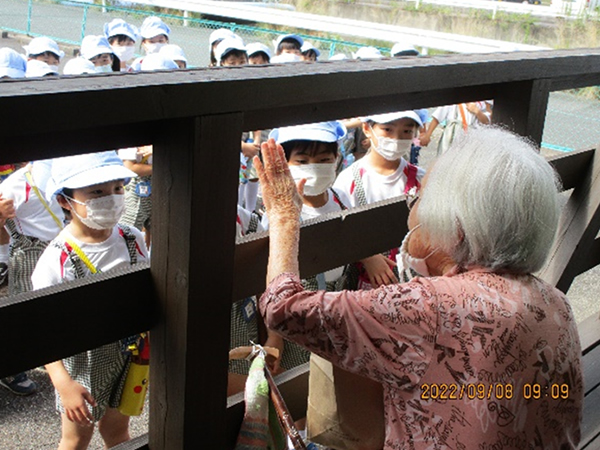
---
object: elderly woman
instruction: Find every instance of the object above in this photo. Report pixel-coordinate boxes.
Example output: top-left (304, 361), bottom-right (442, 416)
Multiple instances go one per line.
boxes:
top-left (254, 126), bottom-right (583, 449)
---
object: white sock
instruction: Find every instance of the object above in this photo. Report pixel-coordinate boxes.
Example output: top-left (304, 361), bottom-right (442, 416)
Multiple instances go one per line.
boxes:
top-left (0, 244), bottom-right (9, 264)
top-left (238, 183), bottom-right (246, 207)
top-left (245, 181), bottom-right (259, 213)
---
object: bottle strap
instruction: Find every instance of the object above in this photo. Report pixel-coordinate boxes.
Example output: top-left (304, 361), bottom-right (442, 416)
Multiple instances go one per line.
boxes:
top-left (24, 170), bottom-right (63, 230)
top-left (64, 238), bottom-right (98, 274)
top-left (458, 103), bottom-right (469, 132)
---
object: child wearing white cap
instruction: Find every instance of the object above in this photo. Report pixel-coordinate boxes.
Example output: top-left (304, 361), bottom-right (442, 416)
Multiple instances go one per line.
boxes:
top-left (246, 42), bottom-right (271, 65)
top-left (104, 18), bottom-right (139, 71)
top-left (23, 36), bottom-right (64, 72)
top-left (215, 38), bottom-right (247, 66)
top-left (25, 59), bottom-right (59, 78)
top-left (80, 35), bottom-right (117, 73)
top-left (139, 16), bottom-right (170, 55)
top-left (300, 41), bottom-right (320, 62)
top-left (352, 46), bottom-right (383, 60)
top-left (0, 48), bottom-right (26, 78)
top-left (159, 44), bottom-right (187, 69)
top-left (31, 151), bottom-right (147, 450)
top-left (273, 34), bottom-right (303, 56)
top-left (208, 28), bottom-right (241, 67)
top-left (333, 111), bottom-right (425, 289)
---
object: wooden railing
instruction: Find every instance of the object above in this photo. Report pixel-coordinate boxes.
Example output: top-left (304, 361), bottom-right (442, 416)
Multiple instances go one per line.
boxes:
top-left (1, 48), bottom-right (600, 449)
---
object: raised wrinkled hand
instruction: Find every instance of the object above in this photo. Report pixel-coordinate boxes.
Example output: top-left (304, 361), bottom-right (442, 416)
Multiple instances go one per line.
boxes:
top-left (253, 138), bottom-right (304, 219)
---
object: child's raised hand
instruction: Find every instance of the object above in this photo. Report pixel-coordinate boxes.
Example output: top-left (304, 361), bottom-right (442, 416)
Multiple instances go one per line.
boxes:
top-left (361, 254), bottom-right (398, 287)
top-left (58, 379), bottom-right (97, 426)
top-left (254, 139), bottom-right (304, 219)
top-left (0, 194), bottom-right (16, 224)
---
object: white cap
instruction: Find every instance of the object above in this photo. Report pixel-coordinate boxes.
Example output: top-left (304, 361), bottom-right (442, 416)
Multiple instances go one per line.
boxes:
top-left (328, 53), bottom-right (348, 61)
top-left (209, 28), bottom-right (239, 46)
top-left (23, 36), bottom-right (65, 60)
top-left (62, 57), bottom-right (96, 75)
top-left (0, 48), bottom-right (26, 78)
top-left (352, 46), bottom-right (383, 60)
top-left (215, 38), bottom-right (246, 63)
top-left (140, 16), bottom-right (170, 39)
top-left (274, 34), bottom-right (303, 51)
top-left (391, 42), bottom-right (419, 57)
top-left (48, 151), bottom-right (137, 199)
top-left (25, 59), bottom-right (58, 78)
top-left (270, 53), bottom-right (301, 64)
top-left (80, 35), bottom-right (114, 60)
top-left (361, 111), bottom-right (423, 127)
top-left (159, 44), bottom-right (187, 63)
top-left (246, 42), bottom-right (271, 60)
top-left (269, 121), bottom-right (347, 144)
top-left (104, 18), bottom-right (139, 42)
top-left (140, 53), bottom-right (178, 71)
top-left (301, 41), bottom-right (321, 57)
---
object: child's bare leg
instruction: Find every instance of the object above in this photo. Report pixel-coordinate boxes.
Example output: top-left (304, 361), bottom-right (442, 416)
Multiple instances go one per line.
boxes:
top-left (58, 413), bottom-right (94, 450)
top-left (98, 407), bottom-right (130, 449)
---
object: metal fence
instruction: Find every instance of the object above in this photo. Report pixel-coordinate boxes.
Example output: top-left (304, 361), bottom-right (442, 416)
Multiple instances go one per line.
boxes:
top-left (0, 0), bottom-right (390, 66)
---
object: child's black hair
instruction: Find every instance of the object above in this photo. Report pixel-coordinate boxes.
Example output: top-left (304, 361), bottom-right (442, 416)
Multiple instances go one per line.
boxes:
top-left (277, 39), bottom-right (301, 54)
top-left (30, 51), bottom-right (60, 60)
top-left (108, 35), bottom-right (132, 46)
top-left (221, 49), bottom-right (247, 64)
top-left (281, 140), bottom-right (338, 161)
top-left (58, 188), bottom-right (74, 219)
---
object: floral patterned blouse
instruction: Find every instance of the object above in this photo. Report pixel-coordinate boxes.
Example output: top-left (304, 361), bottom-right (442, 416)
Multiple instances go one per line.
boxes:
top-left (259, 268), bottom-right (583, 449)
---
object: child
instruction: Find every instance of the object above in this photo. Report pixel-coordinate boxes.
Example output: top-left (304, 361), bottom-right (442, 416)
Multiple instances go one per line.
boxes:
top-left (300, 41), bottom-right (320, 61)
top-left (159, 44), bottom-right (187, 69)
top-left (273, 34), bottom-right (303, 56)
top-left (25, 59), bottom-right (58, 78)
top-left (208, 28), bottom-right (240, 67)
top-left (80, 35), bottom-right (118, 73)
top-left (246, 42), bottom-right (271, 65)
top-left (130, 16), bottom-right (171, 71)
top-left (104, 18), bottom-right (139, 71)
top-left (391, 42), bottom-right (420, 57)
top-left (0, 47), bottom-right (26, 79)
top-left (333, 111), bottom-right (425, 289)
top-left (352, 46), bottom-right (383, 59)
top-left (0, 159), bottom-right (64, 395)
top-left (215, 38), bottom-right (247, 66)
top-left (31, 151), bottom-right (147, 450)
top-left (23, 36), bottom-right (64, 72)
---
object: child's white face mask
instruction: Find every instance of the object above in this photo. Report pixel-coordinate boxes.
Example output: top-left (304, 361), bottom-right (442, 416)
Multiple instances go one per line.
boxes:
top-left (144, 42), bottom-right (165, 54)
top-left (288, 163), bottom-right (336, 197)
top-left (94, 64), bottom-right (113, 74)
top-left (66, 194), bottom-right (125, 230)
top-left (112, 45), bottom-right (135, 62)
top-left (372, 135), bottom-right (412, 161)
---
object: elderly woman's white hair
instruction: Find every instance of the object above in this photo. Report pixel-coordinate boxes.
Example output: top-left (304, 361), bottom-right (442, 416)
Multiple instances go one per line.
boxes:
top-left (417, 126), bottom-right (561, 273)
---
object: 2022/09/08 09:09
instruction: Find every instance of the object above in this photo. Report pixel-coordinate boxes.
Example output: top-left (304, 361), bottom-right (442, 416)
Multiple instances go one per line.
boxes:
top-left (420, 383), bottom-right (569, 400)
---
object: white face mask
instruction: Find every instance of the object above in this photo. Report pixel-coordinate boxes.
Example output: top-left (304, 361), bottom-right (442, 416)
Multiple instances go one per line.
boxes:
top-left (144, 42), bottom-right (165, 54)
top-left (112, 45), bottom-right (136, 62)
top-left (48, 64), bottom-right (60, 73)
top-left (66, 194), bottom-right (125, 230)
top-left (399, 224), bottom-right (437, 278)
top-left (373, 136), bottom-right (413, 161)
top-left (94, 64), bottom-right (113, 73)
top-left (288, 163), bottom-right (336, 197)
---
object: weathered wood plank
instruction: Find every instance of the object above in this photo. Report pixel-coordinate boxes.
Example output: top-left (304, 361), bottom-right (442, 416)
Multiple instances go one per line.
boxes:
top-left (2, 49), bottom-right (600, 143)
top-left (581, 386), bottom-right (600, 448)
top-left (233, 199), bottom-right (410, 300)
top-left (538, 149), bottom-right (600, 293)
top-left (0, 265), bottom-right (156, 378)
top-left (548, 147), bottom-right (595, 192)
top-left (110, 434), bottom-right (149, 450)
top-left (579, 314), bottom-right (600, 357)
top-left (149, 114), bottom-right (241, 450)
top-left (492, 79), bottom-right (550, 146)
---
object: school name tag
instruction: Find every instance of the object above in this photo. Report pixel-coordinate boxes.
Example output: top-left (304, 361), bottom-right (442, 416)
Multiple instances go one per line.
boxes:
top-left (242, 297), bottom-right (256, 323)
top-left (135, 181), bottom-right (152, 197)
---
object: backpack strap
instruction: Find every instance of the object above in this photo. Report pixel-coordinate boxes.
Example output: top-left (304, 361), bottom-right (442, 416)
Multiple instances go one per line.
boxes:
top-left (117, 224), bottom-right (138, 265)
top-left (52, 240), bottom-right (89, 279)
top-left (330, 188), bottom-right (348, 211)
top-left (403, 163), bottom-right (421, 195)
top-left (350, 163), bottom-right (368, 207)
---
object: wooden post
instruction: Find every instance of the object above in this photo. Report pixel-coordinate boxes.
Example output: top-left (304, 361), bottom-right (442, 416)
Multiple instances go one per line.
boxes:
top-left (492, 79), bottom-right (550, 146)
top-left (150, 114), bottom-right (242, 449)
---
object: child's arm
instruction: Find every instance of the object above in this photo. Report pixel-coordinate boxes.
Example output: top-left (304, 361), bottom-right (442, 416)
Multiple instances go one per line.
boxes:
top-left (466, 102), bottom-right (491, 125)
top-left (241, 141), bottom-right (260, 159)
top-left (264, 330), bottom-right (285, 375)
top-left (360, 254), bottom-right (398, 287)
top-left (418, 117), bottom-right (439, 147)
top-left (45, 360), bottom-right (97, 425)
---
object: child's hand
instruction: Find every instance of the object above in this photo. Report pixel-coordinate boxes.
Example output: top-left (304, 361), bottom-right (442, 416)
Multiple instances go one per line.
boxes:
top-left (264, 333), bottom-right (285, 375)
top-left (361, 254), bottom-right (398, 287)
top-left (0, 194), bottom-right (16, 223)
top-left (418, 132), bottom-right (431, 147)
top-left (57, 379), bottom-right (97, 426)
top-left (241, 142), bottom-right (260, 159)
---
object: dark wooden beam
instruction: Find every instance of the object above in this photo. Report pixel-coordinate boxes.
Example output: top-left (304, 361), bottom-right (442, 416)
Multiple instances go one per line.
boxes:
top-left (233, 199), bottom-right (410, 300)
top-left (0, 265), bottom-right (157, 378)
top-left (149, 114), bottom-right (241, 450)
top-left (548, 147), bottom-right (596, 192)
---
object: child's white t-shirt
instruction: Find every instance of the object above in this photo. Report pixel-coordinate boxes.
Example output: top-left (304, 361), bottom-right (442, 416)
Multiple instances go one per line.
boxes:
top-left (0, 165), bottom-right (64, 242)
top-left (333, 157), bottom-right (425, 208)
top-left (300, 188), bottom-right (351, 221)
top-left (31, 224), bottom-right (148, 289)
top-left (432, 103), bottom-right (488, 127)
